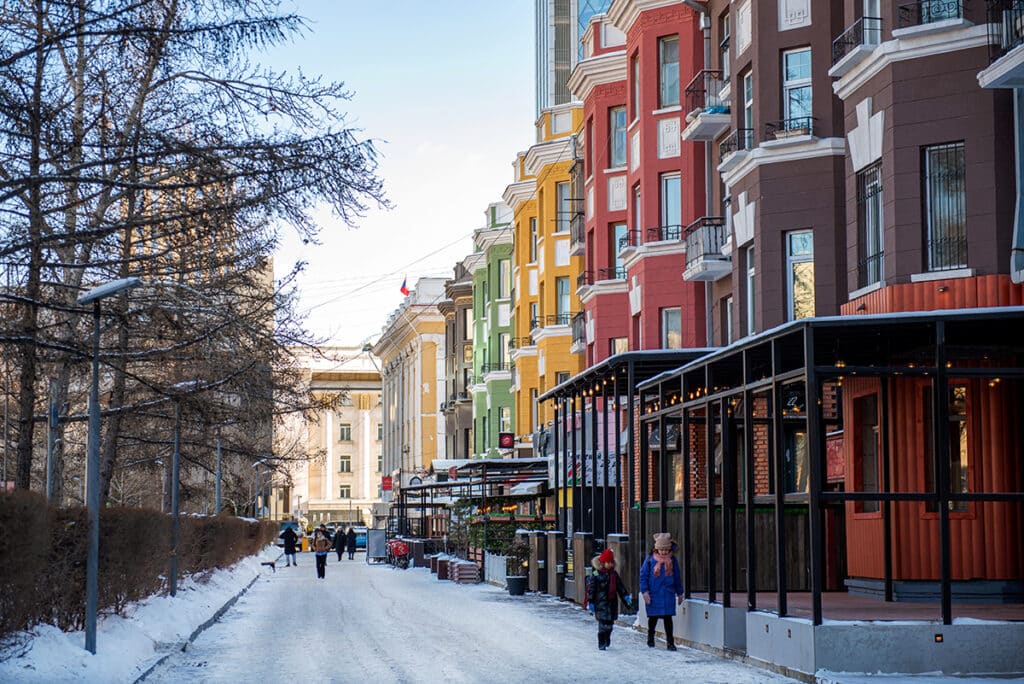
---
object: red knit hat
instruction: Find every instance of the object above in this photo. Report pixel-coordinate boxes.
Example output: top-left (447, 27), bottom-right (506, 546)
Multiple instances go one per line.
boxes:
top-left (598, 548), bottom-right (614, 564)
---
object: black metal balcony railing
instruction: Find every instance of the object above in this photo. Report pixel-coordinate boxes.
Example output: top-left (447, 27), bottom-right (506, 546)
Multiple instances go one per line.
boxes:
top-left (719, 128), bottom-right (754, 159)
top-left (764, 117), bottom-right (817, 141)
top-left (597, 266), bottom-right (626, 280)
top-left (646, 224), bottom-right (683, 243)
top-left (928, 235), bottom-right (968, 272)
top-left (989, 0), bottom-right (1024, 62)
top-left (544, 313), bottom-right (573, 327)
top-left (684, 69), bottom-right (729, 114)
top-left (898, 0), bottom-right (963, 28)
top-left (571, 311), bottom-right (586, 346)
top-left (858, 251), bottom-right (885, 289)
top-left (617, 229), bottom-right (641, 253)
top-left (684, 216), bottom-right (728, 268)
top-left (832, 16), bottom-right (883, 65)
top-left (570, 210), bottom-right (586, 248)
top-left (481, 362), bottom-right (508, 374)
top-left (510, 336), bottom-right (534, 349)
top-left (577, 271), bottom-right (594, 289)
top-left (529, 317), bottom-right (540, 331)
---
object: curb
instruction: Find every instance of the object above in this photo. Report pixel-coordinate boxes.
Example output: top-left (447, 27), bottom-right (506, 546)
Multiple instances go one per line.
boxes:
top-left (133, 552), bottom-right (281, 682)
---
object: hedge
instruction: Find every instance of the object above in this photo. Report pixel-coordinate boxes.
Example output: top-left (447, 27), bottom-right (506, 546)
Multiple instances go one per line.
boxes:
top-left (0, 490), bottom-right (276, 652)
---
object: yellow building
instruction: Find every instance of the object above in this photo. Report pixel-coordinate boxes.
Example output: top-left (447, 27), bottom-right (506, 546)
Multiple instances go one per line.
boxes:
top-left (373, 277), bottom-right (447, 501)
top-left (505, 103), bottom-right (585, 457)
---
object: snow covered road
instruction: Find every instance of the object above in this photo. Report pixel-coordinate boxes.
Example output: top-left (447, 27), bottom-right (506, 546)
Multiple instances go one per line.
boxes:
top-left (145, 553), bottom-right (796, 684)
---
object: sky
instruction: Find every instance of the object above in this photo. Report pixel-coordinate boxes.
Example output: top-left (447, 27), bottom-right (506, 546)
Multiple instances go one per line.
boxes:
top-left (265, 1), bottom-right (536, 346)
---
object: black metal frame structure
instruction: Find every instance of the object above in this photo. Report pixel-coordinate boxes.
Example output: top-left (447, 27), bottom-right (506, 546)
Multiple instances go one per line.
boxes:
top-left (635, 308), bottom-right (1024, 626)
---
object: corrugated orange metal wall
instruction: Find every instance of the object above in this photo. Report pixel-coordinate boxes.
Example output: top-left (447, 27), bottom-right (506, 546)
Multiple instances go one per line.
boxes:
top-left (842, 274), bottom-right (1024, 316)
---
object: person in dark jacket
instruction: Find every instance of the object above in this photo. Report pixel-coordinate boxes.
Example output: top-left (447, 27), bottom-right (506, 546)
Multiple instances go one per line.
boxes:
top-left (312, 525), bottom-right (332, 578)
top-left (345, 527), bottom-right (357, 559)
top-left (585, 548), bottom-right (632, 650)
top-left (279, 525), bottom-right (298, 567)
top-left (333, 526), bottom-right (345, 561)
top-left (639, 532), bottom-right (683, 650)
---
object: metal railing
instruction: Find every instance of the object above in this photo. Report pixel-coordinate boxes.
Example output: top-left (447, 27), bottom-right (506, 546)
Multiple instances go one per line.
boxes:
top-left (765, 116), bottom-right (816, 141)
top-left (544, 313), bottom-right (573, 327)
top-left (684, 69), bottom-right (729, 114)
top-left (719, 128), bottom-right (754, 159)
top-left (617, 229), bottom-right (641, 253)
top-left (510, 336), bottom-right (534, 349)
top-left (481, 362), bottom-right (509, 374)
top-left (898, 0), bottom-right (964, 28)
top-left (597, 266), bottom-right (626, 280)
top-left (577, 271), bottom-right (594, 289)
top-left (858, 251), bottom-right (885, 289)
top-left (646, 224), bottom-right (683, 242)
top-left (927, 235), bottom-right (968, 271)
top-left (988, 0), bottom-right (1024, 61)
top-left (684, 216), bottom-right (728, 268)
top-left (832, 16), bottom-right (883, 64)
top-left (572, 311), bottom-right (586, 347)
top-left (570, 210), bottom-right (586, 249)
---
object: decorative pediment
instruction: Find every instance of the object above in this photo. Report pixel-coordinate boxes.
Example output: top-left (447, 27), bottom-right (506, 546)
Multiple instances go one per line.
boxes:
top-left (733, 191), bottom-right (756, 247)
top-left (848, 98), bottom-right (884, 172)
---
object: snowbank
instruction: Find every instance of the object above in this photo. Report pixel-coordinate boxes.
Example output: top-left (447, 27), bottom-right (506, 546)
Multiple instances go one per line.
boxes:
top-left (0, 545), bottom-right (280, 683)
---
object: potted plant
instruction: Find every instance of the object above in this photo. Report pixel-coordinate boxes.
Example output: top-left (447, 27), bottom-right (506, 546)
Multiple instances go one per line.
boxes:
top-left (504, 536), bottom-right (531, 596)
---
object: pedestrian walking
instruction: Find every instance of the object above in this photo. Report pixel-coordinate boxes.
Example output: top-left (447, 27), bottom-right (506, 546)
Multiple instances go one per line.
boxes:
top-left (279, 525), bottom-right (299, 567)
top-left (639, 532), bottom-right (683, 651)
top-left (312, 524), bottom-right (332, 579)
top-left (345, 527), bottom-right (357, 560)
top-left (333, 525), bottom-right (345, 561)
top-left (584, 548), bottom-right (632, 651)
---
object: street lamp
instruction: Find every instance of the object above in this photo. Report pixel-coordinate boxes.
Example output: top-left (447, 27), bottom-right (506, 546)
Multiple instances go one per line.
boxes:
top-left (167, 379), bottom-right (203, 598)
top-left (77, 276), bottom-right (141, 654)
top-left (252, 458), bottom-right (270, 518)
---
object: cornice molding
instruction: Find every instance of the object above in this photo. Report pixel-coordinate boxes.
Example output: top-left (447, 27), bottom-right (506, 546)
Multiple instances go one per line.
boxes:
top-left (503, 180), bottom-right (535, 209)
top-left (720, 137), bottom-right (846, 189)
top-left (523, 138), bottom-right (576, 177)
top-left (607, 0), bottom-right (683, 33)
top-left (568, 50), bottom-right (627, 102)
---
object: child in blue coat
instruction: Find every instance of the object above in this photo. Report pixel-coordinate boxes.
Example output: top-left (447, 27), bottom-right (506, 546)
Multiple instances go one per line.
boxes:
top-left (639, 532), bottom-right (683, 650)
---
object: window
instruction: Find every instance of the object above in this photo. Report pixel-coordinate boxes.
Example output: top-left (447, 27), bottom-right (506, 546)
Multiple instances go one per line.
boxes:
top-left (338, 485), bottom-right (351, 499)
top-left (529, 302), bottom-right (539, 330)
top-left (609, 106), bottom-right (627, 168)
top-left (631, 53), bottom-right (640, 121)
top-left (499, 406), bottom-right (512, 433)
top-left (610, 337), bottom-right (628, 355)
top-left (529, 217), bottom-right (538, 262)
top-left (658, 35), bottom-right (679, 108)
top-left (464, 308), bottom-right (473, 340)
top-left (719, 11), bottom-right (731, 81)
top-left (858, 163), bottom-right (884, 287)
top-left (338, 423), bottom-right (352, 442)
top-left (585, 117), bottom-right (594, 176)
top-left (499, 259), bottom-right (511, 297)
top-left (745, 246), bottom-right (756, 335)
top-left (864, 0), bottom-right (881, 44)
top-left (924, 142), bottom-right (966, 271)
top-left (782, 48), bottom-right (812, 126)
top-left (556, 276), bottom-right (570, 319)
top-left (338, 455), bottom-right (351, 473)
top-left (722, 296), bottom-right (734, 345)
top-left (612, 222), bottom-right (628, 273)
top-left (499, 333), bottom-right (511, 365)
top-left (556, 181), bottom-right (571, 233)
top-left (855, 394), bottom-right (880, 513)
top-left (661, 307), bottom-right (681, 349)
top-left (924, 385), bottom-right (970, 512)
top-left (376, 423), bottom-right (383, 441)
top-left (632, 184), bottom-right (641, 240)
top-left (530, 388), bottom-right (538, 432)
top-left (660, 172), bottom-right (680, 230)
top-left (742, 70), bottom-right (754, 148)
top-left (463, 344), bottom-right (473, 364)
top-left (377, 453), bottom-right (382, 472)
top-left (556, 371), bottom-right (571, 385)
top-left (786, 231), bottom-right (815, 321)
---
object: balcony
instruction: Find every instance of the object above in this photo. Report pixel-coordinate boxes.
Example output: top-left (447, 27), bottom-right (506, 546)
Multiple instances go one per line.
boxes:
top-left (683, 216), bottom-right (731, 281)
top-left (597, 266), bottom-right (626, 281)
top-left (980, 1), bottom-right (1024, 88)
top-left (570, 210), bottom-right (586, 257)
top-left (718, 128), bottom-right (754, 173)
top-left (830, 16), bottom-right (882, 78)
top-left (897, 0), bottom-right (965, 30)
top-left (646, 224), bottom-right (683, 243)
top-left (681, 69), bottom-right (731, 142)
top-left (764, 117), bottom-right (817, 145)
top-left (617, 229), bottom-right (642, 254)
top-left (510, 336), bottom-right (534, 349)
top-left (570, 311), bottom-right (586, 354)
top-left (542, 313), bottom-right (573, 327)
top-left (481, 362), bottom-right (510, 376)
top-left (577, 270), bottom-right (595, 290)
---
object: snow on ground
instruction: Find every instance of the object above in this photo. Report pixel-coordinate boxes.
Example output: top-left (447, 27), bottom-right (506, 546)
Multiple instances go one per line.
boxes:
top-left (0, 545), bottom-right (281, 683)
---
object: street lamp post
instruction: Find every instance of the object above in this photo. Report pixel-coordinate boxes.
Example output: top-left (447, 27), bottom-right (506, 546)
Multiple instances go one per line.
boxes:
top-left (77, 276), bottom-right (141, 654)
top-left (167, 379), bottom-right (203, 598)
top-left (215, 429), bottom-right (222, 515)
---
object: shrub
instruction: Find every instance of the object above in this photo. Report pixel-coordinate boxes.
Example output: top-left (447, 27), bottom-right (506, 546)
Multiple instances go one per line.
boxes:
top-left (503, 536), bottom-right (532, 576)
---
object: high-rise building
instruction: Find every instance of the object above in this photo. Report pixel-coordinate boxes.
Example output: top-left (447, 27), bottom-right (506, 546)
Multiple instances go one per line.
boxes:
top-left (535, 0), bottom-right (613, 118)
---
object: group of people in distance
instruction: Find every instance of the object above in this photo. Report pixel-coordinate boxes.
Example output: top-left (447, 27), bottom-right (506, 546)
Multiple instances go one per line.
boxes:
top-left (278, 524), bottom-right (358, 579)
top-left (585, 532), bottom-right (682, 651)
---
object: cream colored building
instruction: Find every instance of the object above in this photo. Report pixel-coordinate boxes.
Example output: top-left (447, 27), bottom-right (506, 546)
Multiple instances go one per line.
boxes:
top-left (284, 346), bottom-right (383, 528)
top-left (373, 278), bottom-right (447, 502)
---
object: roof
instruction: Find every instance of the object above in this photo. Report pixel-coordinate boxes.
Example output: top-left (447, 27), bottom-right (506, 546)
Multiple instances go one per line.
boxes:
top-left (538, 349), bottom-right (715, 402)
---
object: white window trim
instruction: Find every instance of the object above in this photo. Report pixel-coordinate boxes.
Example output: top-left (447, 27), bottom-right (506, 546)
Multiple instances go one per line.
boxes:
top-left (782, 47), bottom-right (812, 122)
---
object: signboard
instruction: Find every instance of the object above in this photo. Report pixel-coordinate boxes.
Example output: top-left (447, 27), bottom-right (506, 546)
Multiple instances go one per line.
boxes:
top-left (498, 432), bottom-right (514, 449)
top-left (381, 476), bottom-right (393, 491)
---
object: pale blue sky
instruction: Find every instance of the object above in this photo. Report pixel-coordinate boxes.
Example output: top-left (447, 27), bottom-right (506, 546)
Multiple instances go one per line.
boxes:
top-left (267, 1), bottom-right (536, 345)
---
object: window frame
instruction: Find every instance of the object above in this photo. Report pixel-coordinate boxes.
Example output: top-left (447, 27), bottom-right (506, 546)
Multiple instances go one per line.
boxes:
top-left (338, 484), bottom-right (351, 499)
top-left (781, 47), bottom-right (812, 124)
top-left (659, 172), bottom-right (681, 231)
top-left (609, 106), bottom-right (627, 168)
top-left (786, 231), bottom-right (815, 321)
top-left (858, 162), bottom-right (884, 287)
top-left (338, 454), bottom-right (352, 473)
top-left (529, 217), bottom-right (538, 263)
top-left (556, 181), bottom-right (571, 233)
top-left (338, 423), bottom-right (352, 442)
top-left (658, 35), bottom-right (680, 108)
top-left (923, 141), bottom-right (967, 272)
top-left (661, 306), bottom-right (682, 349)
top-left (498, 259), bottom-right (511, 298)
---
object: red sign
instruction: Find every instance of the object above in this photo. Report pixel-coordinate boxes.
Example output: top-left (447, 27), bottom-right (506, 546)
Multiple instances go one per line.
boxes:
top-left (381, 476), bottom-right (393, 491)
top-left (498, 432), bottom-right (514, 449)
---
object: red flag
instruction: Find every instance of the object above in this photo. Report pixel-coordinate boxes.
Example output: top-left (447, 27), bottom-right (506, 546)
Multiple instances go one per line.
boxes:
top-left (400, 277), bottom-right (409, 296)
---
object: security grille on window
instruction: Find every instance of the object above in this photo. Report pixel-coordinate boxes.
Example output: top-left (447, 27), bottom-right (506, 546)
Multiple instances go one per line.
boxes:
top-left (924, 142), bottom-right (966, 271)
top-left (338, 423), bottom-right (352, 442)
top-left (658, 35), bottom-right (679, 108)
top-left (858, 162), bottom-right (884, 287)
top-left (338, 455), bottom-right (351, 473)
